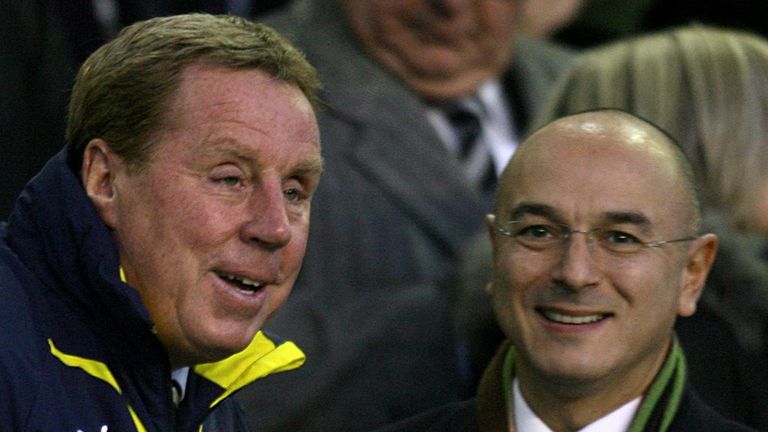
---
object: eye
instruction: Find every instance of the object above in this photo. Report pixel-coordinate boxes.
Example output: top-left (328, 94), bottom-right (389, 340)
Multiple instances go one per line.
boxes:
top-left (210, 164), bottom-right (246, 189)
top-left (220, 176), bottom-right (242, 187)
top-left (283, 179), bottom-right (310, 204)
top-left (283, 187), bottom-right (301, 202)
top-left (601, 230), bottom-right (641, 245)
top-left (516, 224), bottom-right (560, 240)
top-left (283, 184), bottom-right (310, 220)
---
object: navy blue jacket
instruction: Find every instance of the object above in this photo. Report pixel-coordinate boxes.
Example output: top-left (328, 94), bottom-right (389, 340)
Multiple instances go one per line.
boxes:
top-left (0, 150), bottom-right (305, 431)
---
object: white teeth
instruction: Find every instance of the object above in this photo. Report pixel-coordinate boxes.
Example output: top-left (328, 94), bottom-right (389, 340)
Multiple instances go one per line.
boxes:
top-left (220, 273), bottom-right (264, 290)
top-left (543, 310), bottom-right (606, 325)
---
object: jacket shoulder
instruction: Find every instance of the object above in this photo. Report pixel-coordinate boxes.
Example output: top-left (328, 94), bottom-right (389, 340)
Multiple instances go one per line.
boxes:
top-left (0, 250), bottom-right (48, 428)
top-left (375, 399), bottom-right (478, 432)
top-left (514, 38), bottom-right (576, 76)
top-left (0, 250), bottom-right (45, 346)
top-left (670, 388), bottom-right (757, 431)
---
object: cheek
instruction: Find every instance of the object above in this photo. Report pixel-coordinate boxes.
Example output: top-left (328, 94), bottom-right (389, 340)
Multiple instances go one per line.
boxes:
top-left (377, 9), bottom-right (418, 43)
top-left (498, 251), bottom-right (550, 290)
top-left (480, 4), bottom-right (518, 40)
top-left (166, 189), bottom-right (240, 250)
top-left (263, 227), bottom-right (310, 318)
top-left (491, 256), bottom-right (538, 329)
top-left (614, 260), bottom-right (682, 310)
top-left (283, 223), bottom-right (310, 273)
top-left (127, 180), bottom-right (202, 237)
top-left (357, 0), bottom-right (402, 29)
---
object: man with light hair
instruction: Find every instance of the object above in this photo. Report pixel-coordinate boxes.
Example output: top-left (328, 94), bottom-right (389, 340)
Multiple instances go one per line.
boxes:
top-left (0, 13), bottom-right (323, 431)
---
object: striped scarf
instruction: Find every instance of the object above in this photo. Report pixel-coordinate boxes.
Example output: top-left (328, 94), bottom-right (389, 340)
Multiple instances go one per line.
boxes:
top-left (478, 338), bottom-right (687, 432)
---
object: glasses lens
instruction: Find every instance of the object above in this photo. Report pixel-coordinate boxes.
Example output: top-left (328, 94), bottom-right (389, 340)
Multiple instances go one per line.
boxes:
top-left (593, 228), bottom-right (644, 254)
top-left (506, 222), bottom-right (564, 250)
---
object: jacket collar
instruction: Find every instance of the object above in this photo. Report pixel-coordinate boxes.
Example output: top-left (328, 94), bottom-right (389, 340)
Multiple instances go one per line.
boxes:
top-left (477, 338), bottom-right (688, 432)
top-left (178, 331), bottom-right (305, 430)
top-left (195, 331), bottom-right (304, 406)
top-left (6, 149), bottom-right (155, 343)
top-left (9, 149), bottom-right (305, 428)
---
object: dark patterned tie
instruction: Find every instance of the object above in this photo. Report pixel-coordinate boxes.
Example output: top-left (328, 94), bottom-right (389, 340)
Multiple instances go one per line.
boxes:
top-left (445, 104), bottom-right (483, 161)
top-left (444, 102), bottom-right (497, 193)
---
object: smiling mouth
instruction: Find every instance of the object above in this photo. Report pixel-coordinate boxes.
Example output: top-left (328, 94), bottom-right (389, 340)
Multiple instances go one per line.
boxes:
top-left (215, 271), bottom-right (265, 295)
top-left (539, 309), bottom-right (610, 325)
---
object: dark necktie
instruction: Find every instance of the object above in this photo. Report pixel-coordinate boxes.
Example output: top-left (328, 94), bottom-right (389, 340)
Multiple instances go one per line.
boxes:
top-left (445, 104), bottom-right (482, 161)
top-left (444, 102), bottom-right (497, 194)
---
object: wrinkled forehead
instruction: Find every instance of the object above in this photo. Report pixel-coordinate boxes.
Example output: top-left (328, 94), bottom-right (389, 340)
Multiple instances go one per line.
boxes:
top-left (497, 117), bottom-right (689, 229)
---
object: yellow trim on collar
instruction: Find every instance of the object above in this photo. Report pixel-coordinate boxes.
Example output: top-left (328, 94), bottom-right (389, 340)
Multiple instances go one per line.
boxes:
top-left (49, 339), bottom-right (122, 393)
top-left (118, 265), bottom-right (304, 409)
top-left (48, 339), bottom-right (148, 432)
top-left (195, 331), bottom-right (305, 407)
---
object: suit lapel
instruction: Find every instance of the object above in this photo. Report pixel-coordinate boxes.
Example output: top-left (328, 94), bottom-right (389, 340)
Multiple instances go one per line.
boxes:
top-left (303, 0), bottom-right (489, 252)
top-left (477, 341), bottom-right (514, 432)
top-left (348, 107), bottom-right (488, 252)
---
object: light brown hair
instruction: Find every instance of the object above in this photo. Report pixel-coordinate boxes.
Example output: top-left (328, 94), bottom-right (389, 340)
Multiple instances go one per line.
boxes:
top-left (66, 13), bottom-right (321, 172)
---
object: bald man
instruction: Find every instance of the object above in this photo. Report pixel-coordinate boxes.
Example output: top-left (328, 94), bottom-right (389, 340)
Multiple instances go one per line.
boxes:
top-left (379, 110), bottom-right (754, 431)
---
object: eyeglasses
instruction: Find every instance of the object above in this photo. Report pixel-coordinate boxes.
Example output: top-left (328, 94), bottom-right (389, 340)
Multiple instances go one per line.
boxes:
top-left (492, 217), bottom-right (698, 255)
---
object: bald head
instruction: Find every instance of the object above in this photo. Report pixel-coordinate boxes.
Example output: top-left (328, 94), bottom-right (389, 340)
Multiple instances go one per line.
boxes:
top-left (497, 110), bottom-right (701, 234)
top-left (486, 111), bottom-right (718, 430)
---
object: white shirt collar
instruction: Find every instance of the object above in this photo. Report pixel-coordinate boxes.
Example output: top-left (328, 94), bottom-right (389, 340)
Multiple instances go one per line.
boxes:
top-left (424, 79), bottom-right (518, 175)
top-left (512, 378), bottom-right (641, 432)
top-left (171, 367), bottom-right (190, 403)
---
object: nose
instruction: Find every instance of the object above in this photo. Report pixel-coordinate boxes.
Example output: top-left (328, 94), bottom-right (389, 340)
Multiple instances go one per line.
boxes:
top-left (240, 180), bottom-right (292, 249)
top-left (552, 232), bottom-right (601, 291)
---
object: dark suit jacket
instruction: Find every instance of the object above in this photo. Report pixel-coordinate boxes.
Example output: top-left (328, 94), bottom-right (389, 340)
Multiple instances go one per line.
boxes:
top-left (238, 1), bottom-right (575, 431)
top-left (454, 215), bottom-right (768, 430)
top-left (377, 394), bottom-right (754, 432)
top-left (376, 341), bottom-right (757, 432)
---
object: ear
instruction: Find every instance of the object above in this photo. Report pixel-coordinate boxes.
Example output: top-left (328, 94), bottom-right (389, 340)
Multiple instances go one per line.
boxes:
top-left (486, 213), bottom-right (499, 248)
top-left (81, 139), bottom-right (123, 229)
top-left (678, 233), bottom-right (718, 317)
top-left (484, 214), bottom-right (500, 296)
top-left (484, 280), bottom-right (495, 296)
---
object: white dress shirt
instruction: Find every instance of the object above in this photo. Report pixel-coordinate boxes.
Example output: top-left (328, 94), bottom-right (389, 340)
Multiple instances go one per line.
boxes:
top-left (171, 367), bottom-right (190, 406)
top-left (512, 378), bottom-right (641, 432)
top-left (425, 79), bottom-right (519, 177)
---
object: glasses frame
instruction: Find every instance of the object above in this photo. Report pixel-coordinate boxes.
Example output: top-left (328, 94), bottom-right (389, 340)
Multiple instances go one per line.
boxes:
top-left (491, 217), bottom-right (699, 255)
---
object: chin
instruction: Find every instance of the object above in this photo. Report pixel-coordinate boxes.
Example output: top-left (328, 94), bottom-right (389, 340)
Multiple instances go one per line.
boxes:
top-left (526, 350), bottom-right (607, 382)
top-left (194, 328), bottom-right (261, 362)
top-left (549, 365), bottom-right (606, 383)
top-left (190, 342), bottom-right (246, 365)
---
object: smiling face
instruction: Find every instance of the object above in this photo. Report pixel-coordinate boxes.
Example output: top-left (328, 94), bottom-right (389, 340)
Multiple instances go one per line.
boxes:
top-left (341, 0), bottom-right (519, 100)
top-left (84, 64), bottom-right (322, 367)
top-left (488, 113), bottom-right (715, 407)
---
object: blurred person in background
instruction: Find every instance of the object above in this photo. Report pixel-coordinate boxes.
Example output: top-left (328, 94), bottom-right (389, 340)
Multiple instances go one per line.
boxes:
top-left (555, 0), bottom-right (768, 48)
top-left (518, 0), bottom-right (587, 39)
